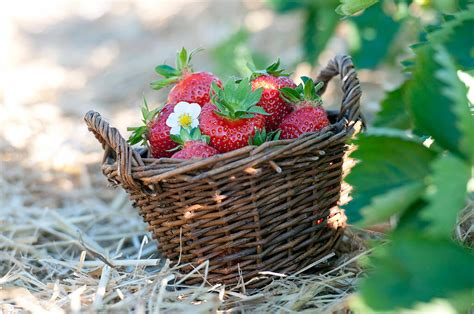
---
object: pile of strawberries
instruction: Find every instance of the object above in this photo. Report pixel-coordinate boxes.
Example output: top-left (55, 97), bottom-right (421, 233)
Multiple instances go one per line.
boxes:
top-left (128, 48), bottom-right (330, 159)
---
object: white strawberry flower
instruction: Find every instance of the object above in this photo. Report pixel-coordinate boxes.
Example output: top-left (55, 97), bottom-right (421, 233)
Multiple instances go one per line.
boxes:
top-left (166, 101), bottom-right (201, 135)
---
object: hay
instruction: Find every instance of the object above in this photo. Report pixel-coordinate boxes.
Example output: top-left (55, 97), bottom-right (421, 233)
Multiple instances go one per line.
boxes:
top-left (0, 133), bottom-right (376, 313)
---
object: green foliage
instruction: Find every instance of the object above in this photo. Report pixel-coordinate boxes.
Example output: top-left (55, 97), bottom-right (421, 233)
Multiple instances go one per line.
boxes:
top-left (210, 79), bottom-right (267, 120)
top-left (349, 4), bottom-right (401, 69)
top-left (346, 3), bottom-right (474, 312)
top-left (359, 233), bottom-right (474, 311)
top-left (346, 129), bottom-right (436, 223)
top-left (406, 44), bottom-right (472, 161)
top-left (336, 0), bottom-right (379, 15)
top-left (421, 154), bottom-right (470, 237)
top-left (373, 82), bottom-right (411, 129)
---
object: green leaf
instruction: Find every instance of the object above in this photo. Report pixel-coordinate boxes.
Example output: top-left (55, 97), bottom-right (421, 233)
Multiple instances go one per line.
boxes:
top-left (150, 77), bottom-right (180, 90)
top-left (176, 47), bottom-right (188, 72)
top-left (356, 182), bottom-right (425, 227)
top-left (373, 82), bottom-right (412, 130)
top-left (406, 44), bottom-right (473, 162)
top-left (154, 65), bottom-right (180, 78)
top-left (346, 128), bottom-right (437, 223)
top-left (280, 87), bottom-right (302, 103)
top-left (421, 154), bottom-right (471, 238)
top-left (348, 4), bottom-right (401, 69)
top-left (336, 0), bottom-right (378, 16)
top-left (359, 232), bottom-right (474, 311)
top-left (427, 6), bottom-right (474, 71)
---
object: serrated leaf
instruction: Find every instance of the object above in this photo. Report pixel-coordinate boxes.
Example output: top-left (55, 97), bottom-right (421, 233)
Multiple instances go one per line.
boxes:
top-left (356, 182), bottom-right (425, 227)
top-left (373, 82), bottom-right (412, 130)
top-left (406, 44), bottom-right (472, 161)
top-left (346, 128), bottom-right (437, 223)
top-left (336, 0), bottom-right (378, 16)
top-left (359, 232), bottom-right (474, 311)
top-left (427, 6), bottom-right (474, 71)
top-left (421, 154), bottom-right (470, 238)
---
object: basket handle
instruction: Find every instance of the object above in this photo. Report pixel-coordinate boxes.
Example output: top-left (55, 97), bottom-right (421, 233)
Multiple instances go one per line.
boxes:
top-left (315, 55), bottom-right (364, 128)
top-left (84, 110), bottom-right (143, 190)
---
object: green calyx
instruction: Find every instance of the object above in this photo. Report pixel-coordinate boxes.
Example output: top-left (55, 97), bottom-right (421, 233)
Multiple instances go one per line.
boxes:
top-left (127, 97), bottom-right (161, 146)
top-left (280, 76), bottom-right (324, 105)
top-left (248, 128), bottom-right (281, 146)
top-left (210, 78), bottom-right (268, 120)
top-left (169, 127), bottom-right (210, 148)
top-left (250, 58), bottom-right (291, 80)
top-left (150, 47), bottom-right (203, 90)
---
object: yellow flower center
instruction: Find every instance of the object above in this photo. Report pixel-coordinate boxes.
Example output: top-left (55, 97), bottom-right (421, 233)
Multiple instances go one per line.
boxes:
top-left (178, 113), bottom-right (193, 128)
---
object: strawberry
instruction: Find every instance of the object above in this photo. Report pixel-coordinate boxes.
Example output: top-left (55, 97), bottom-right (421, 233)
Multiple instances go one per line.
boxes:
top-left (278, 78), bottom-right (330, 139)
top-left (127, 99), bottom-right (176, 158)
top-left (199, 79), bottom-right (267, 153)
top-left (250, 59), bottom-right (296, 131)
top-left (170, 128), bottom-right (218, 159)
top-left (151, 48), bottom-right (222, 106)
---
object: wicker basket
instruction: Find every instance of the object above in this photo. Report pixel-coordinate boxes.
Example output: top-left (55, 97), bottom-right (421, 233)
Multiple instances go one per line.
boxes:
top-left (84, 55), bottom-right (363, 286)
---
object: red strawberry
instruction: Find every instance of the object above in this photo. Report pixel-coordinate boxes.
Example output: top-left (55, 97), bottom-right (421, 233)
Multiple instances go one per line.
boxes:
top-left (251, 60), bottom-right (296, 131)
top-left (279, 78), bottom-right (330, 139)
top-left (172, 141), bottom-right (218, 159)
top-left (127, 99), bottom-right (176, 158)
top-left (170, 127), bottom-right (218, 159)
top-left (151, 48), bottom-right (222, 106)
top-left (199, 79), bottom-right (267, 153)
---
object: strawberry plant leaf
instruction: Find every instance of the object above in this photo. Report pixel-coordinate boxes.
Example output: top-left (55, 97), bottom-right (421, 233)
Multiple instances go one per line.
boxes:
top-left (154, 65), bottom-right (180, 78)
top-left (349, 4), bottom-right (401, 69)
top-left (358, 232), bottom-right (474, 311)
top-left (426, 6), bottom-right (474, 71)
top-left (355, 182), bottom-right (425, 227)
top-left (406, 44), bottom-right (473, 162)
top-left (336, 0), bottom-right (378, 16)
top-left (373, 82), bottom-right (412, 130)
top-left (421, 153), bottom-right (471, 238)
top-left (346, 128), bottom-right (437, 222)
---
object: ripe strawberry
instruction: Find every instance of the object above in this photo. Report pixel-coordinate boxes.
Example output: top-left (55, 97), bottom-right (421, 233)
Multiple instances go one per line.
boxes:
top-left (151, 48), bottom-right (222, 106)
top-left (170, 127), bottom-right (218, 159)
top-left (199, 79), bottom-right (267, 153)
top-left (278, 78), bottom-right (330, 139)
top-left (172, 141), bottom-right (218, 159)
top-left (127, 99), bottom-right (176, 158)
top-left (250, 59), bottom-right (296, 131)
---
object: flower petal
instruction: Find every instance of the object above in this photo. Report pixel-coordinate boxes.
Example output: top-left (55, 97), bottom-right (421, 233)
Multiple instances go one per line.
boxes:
top-left (188, 103), bottom-right (202, 119)
top-left (166, 113), bottom-right (179, 128)
top-left (174, 101), bottom-right (190, 114)
top-left (170, 125), bottom-right (181, 135)
top-left (190, 119), bottom-right (199, 128)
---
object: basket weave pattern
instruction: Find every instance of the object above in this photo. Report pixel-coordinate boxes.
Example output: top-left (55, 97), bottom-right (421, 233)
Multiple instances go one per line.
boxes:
top-left (85, 55), bottom-right (363, 285)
